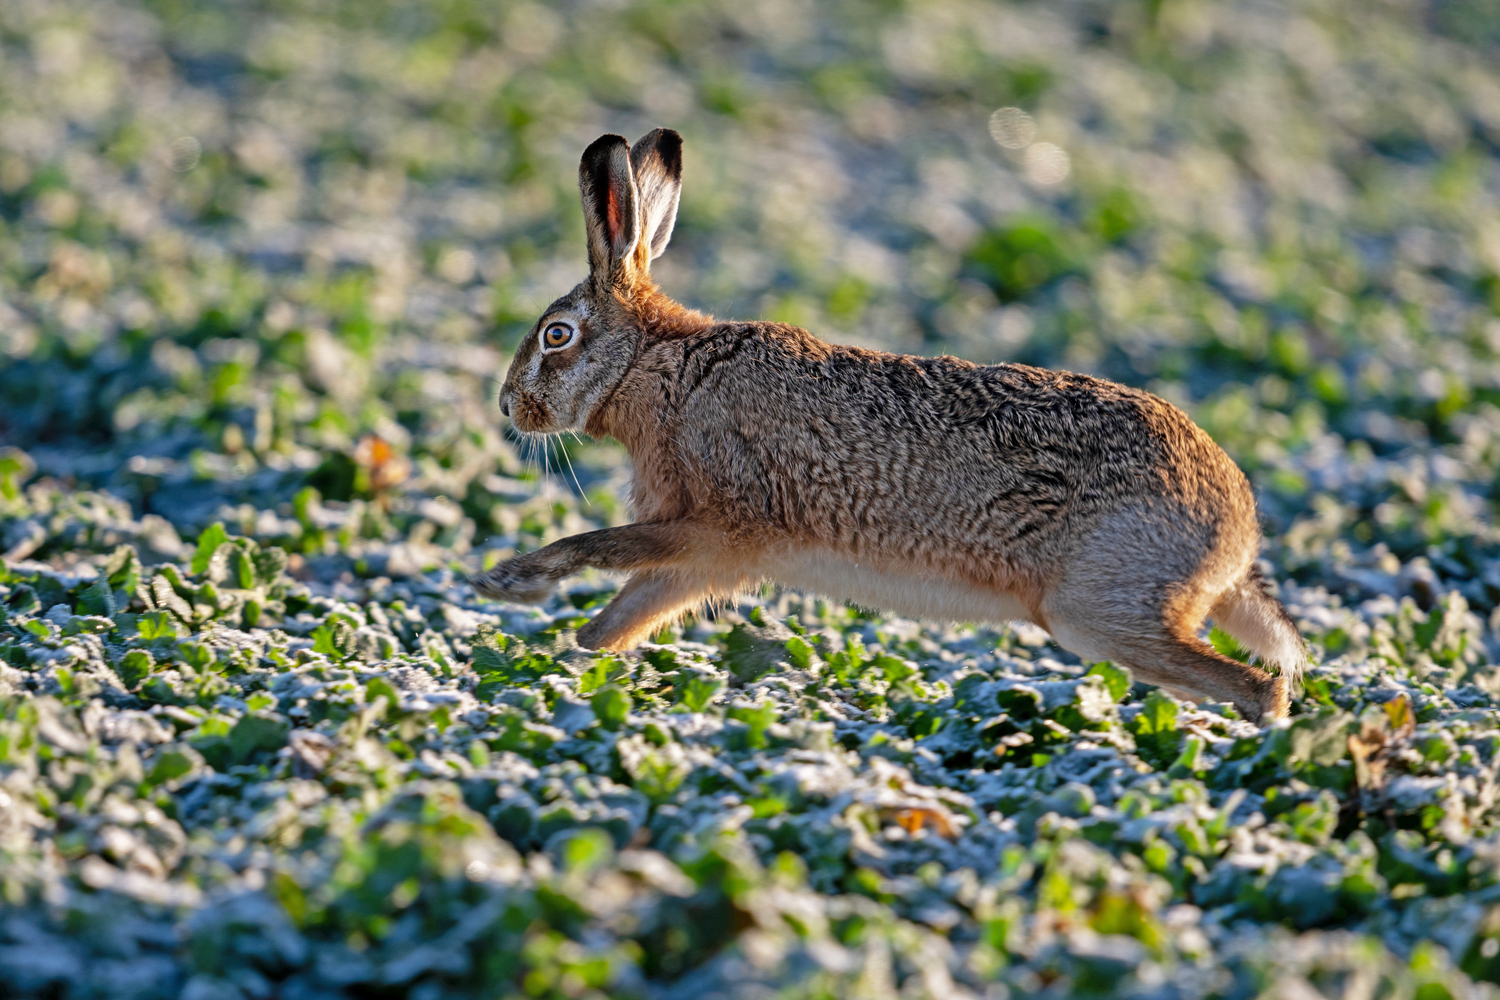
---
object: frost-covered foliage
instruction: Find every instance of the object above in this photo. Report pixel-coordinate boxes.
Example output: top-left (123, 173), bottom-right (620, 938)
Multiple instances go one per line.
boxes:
top-left (6, 518), bottom-right (1500, 999)
top-left (6, 0), bottom-right (1500, 997)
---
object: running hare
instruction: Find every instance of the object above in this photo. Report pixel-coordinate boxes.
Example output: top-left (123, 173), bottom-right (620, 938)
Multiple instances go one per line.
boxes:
top-left (476, 128), bottom-right (1304, 723)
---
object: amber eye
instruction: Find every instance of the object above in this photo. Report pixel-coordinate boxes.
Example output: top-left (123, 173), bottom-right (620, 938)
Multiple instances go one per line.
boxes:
top-left (541, 322), bottom-right (575, 351)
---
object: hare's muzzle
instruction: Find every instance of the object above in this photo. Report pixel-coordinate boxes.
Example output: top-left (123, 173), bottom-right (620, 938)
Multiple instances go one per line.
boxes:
top-left (505, 390), bottom-right (554, 432)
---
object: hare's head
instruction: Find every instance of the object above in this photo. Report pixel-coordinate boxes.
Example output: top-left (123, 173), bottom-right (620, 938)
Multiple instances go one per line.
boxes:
top-left (498, 128), bottom-right (686, 434)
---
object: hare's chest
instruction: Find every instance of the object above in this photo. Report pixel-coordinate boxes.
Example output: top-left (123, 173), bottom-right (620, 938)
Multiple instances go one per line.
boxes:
top-left (764, 548), bottom-right (1033, 626)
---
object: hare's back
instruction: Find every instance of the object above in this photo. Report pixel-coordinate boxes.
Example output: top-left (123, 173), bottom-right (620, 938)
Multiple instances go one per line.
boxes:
top-left (675, 327), bottom-right (1250, 553)
top-left (880, 354), bottom-right (1245, 508)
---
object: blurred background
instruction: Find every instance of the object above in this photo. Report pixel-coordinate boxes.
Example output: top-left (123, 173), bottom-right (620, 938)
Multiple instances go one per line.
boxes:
top-left (12, 4), bottom-right (1500, 996)
top-left (4, 0), bottom-right (1500, 603)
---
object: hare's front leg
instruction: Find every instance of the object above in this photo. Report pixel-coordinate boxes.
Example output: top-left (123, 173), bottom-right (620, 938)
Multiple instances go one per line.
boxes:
top-left (471, 519), bottom-right (721, 605)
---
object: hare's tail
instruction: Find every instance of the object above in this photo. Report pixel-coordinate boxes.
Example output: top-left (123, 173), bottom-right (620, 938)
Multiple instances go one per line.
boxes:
top-left (1209, 566), bottom-right (1306, 694)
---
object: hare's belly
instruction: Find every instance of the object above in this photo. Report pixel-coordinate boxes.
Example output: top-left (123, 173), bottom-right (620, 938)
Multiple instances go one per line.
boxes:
top-left (765, 549), bottom-right (1033, 624)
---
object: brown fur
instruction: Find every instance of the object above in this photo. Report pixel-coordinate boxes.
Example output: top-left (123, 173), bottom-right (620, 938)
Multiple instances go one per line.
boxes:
top-left (477, 129), bottom-right (1305, 724)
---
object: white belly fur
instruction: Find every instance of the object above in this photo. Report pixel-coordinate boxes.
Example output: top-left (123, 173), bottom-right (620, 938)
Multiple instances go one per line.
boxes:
top-left (764, 548), bottom-right (1033, 625)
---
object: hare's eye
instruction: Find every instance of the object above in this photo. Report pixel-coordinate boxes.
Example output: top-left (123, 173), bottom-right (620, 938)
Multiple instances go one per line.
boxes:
top-left (541, 322), bottom-right (576, 351)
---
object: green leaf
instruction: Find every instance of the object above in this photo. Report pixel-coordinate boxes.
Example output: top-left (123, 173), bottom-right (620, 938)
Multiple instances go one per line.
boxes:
top-left (150, 573), bottom-right (194, 621)
top-left (311, 620), bottom-right (353, 661)
top-left (144, 747), bottom-right (200, 788)
top-left (557, 827), bottom-right (615, 874)
top-left (231, 547), bottom-right (256, 590)
top-left (1086, 661), bottom-right (1133, 702)
top-left (1301, 673), bottom-right (1336, 706)
top-left (591, 685), bottom-right (632, 731)
top-left (577, 658), bottom-right (611, 696)
top-left (105, 545), bottom-right (142, 599)
top-left (192, 523), bottom-right (230, 575)
top-left (252, 546), bottom-right (289, 589)
top-left (620, 738), bottom-right (690, 803)
top-left (472, 630), bottom-right (510, 671)
top-left (63, 615), bottom-right (112, 636)
top-left (1286, 789), bottom-right (1340, 846)
top-left (365, 676), bottom-right (401, 718)
top-left (965, 218), bottom-right (1084, 302)
top-left (7, 585), bottom-right (40, 617)
top-left (872, 654), bottom-right (918, 685)
top-left (1050, 674), bottom-right (1118, 731)
top-left (293, 487), bottom-right (322, 531)
top-left (727, 701), bottom-right (778, 749)
top-left (271, 871), bottom-right (308, 928)
top-left (1138, 688), bottom-right (1178, 735)
top-left (907, 708), bottom-right (945, 738)
top-left (677, 675), bottom-right (723, 712)
top-left (1130, 689), bottom-right (1183, 767)
top-left (472, 634), bottom-right (551, 700)
top-left (230, 713), bottom-right (289, 763)
top-left (785, 635), bottom-right (816, 671)
top-left (723, 620), bottom-right (794, 683)
top-left (117, 649), bottom-right (154, 690)
top-left (995, 686), bottom-right (1043, 720)
top-left (1287, 707), bottom-right (1356, 768)
top-left (1167, 734), bottom-right (1205, 778)
top-left (748, 794), bottom-right (788, 818)
top-left (77, 578), bottom-right (116, 618)
top-left (137, 611), bottom-right (178, 641)
top-left (178, 640), bottom-right (217, 674)
top-left (140, 676), bottom-right (179, 705)
top-left (485, 707), bottom-right (553, 758)
top-left (197, 581), bottom-right (223, 614)
top-left (1209, 626), bottom-right (1252, 663)
top-left (0, 447), bottom-right (35, 500)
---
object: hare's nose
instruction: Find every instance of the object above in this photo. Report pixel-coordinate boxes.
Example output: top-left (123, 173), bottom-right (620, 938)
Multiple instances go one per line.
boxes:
top-left (498, 392), bottom-right (512, 418)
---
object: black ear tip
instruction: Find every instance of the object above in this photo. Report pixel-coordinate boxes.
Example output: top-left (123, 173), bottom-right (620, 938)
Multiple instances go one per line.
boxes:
top-left (581, 133), bottom-right (630, 163)
top-left (632, 128), bottom-right (683, 175)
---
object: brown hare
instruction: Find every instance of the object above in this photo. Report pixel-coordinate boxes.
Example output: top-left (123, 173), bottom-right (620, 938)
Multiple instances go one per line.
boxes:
top-left (475, 128), bottom-right (1305, 724)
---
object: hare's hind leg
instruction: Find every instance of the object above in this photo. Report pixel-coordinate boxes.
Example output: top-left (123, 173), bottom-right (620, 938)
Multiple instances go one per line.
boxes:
top-left (1208, 569), bottom-right (1306, 693)
top-left (1047, 605), bottom-right (1287, 724)
top-left (1122, 633), bottom-right (1285, 723)
top-left (1041, 508), bottom-right (1287, 723)
top-left (1048, 611), bottom-right (1286, 723)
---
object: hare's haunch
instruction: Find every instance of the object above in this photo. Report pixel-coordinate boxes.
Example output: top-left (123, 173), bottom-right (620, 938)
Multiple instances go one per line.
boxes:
top-left (476, 128), bottom-right (1304, 724)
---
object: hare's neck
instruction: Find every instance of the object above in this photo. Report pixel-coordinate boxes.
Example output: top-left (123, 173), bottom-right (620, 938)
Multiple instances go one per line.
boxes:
top-left (622, 420), bottom-right (692, 521)
top-left (583, 364), bottom-right (691, 519)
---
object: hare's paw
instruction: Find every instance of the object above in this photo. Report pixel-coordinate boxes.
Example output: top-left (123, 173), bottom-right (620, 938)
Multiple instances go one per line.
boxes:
top-left (471, 558), bottom-right (558, 604)
top-left (575, 616), bottom-right (617, 651)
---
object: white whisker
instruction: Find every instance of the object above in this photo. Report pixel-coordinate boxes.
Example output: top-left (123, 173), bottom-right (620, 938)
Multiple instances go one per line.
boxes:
top-left (557, 435), bottom-right (585, 499)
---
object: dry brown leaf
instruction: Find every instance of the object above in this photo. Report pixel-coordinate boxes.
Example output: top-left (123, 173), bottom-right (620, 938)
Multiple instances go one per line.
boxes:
top-left (1383, 694), bottom-right (1415, 738)
top-left (1348, 732), bottom-right (1388, 790)
top-left (884, 806), bottom-right (958, 840)
top-left (354, 434), bottom-right (410, 491)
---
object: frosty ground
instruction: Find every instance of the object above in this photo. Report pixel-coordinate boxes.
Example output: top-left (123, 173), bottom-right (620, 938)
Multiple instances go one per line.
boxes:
top-left (6, 0), bottom-right (1500, 997)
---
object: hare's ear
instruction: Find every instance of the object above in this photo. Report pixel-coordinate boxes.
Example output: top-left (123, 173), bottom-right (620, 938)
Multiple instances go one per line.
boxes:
top-left (579, 133), bottom-right (640, 286)
top-left (629, 128), bottom-right (682, 262)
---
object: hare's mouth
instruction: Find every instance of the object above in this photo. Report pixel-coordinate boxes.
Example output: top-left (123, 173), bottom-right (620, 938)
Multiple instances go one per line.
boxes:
top-left (508, 392), bottom-right (555, 433)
